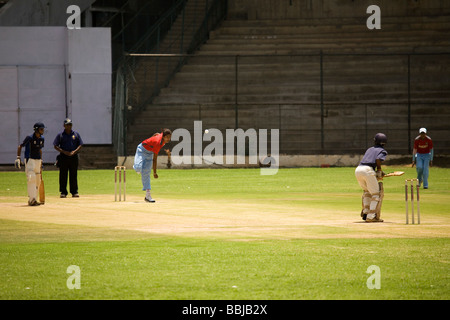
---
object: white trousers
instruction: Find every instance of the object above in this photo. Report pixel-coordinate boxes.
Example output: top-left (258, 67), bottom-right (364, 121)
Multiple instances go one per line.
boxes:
top-left (355, 165), bottom-right (381, 217)
top-left (25, 158), bottom-right (42, 202)
top-left (355, 165), bottom-right (379, 195)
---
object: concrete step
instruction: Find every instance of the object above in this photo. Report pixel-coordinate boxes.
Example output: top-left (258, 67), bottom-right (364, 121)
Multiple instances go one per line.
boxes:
top-left (178, 60), bottom-right (410, 74)
top-left (169, 69), bottom-right (407, 82)
top-left (168, 71), bottom-right (409, 84)
top-left (215, 17), bottom-right (450, 33)
top-left (151, 94), bottom-right (448, 105)
top-left (125, 12), bottom-right (450, 155)
top-left (194, 47), bottom-right (448, 55)
top-left (198, 40), bottom-right (447, 53)
top-left (208, 32), bottom-right (449, 44)
top-left (218, 16), bottom-right (450, 28)
top-left (126, 107), bottom-right (450, 155)
top-left (159, 83), bottom-right (412, 97)
top-left (153, 95), bottom-right (416, 105)
top-left (78, 145), bottom-right (117, 169)
top-left (132, 103), bottom-right (450, 127)
top-left (210, 29), bottom-right (449, 40)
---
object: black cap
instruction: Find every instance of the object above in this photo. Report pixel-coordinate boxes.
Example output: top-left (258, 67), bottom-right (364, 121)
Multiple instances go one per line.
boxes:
top-left (33, 122), bottom-right (45, 130)
top-left (64, 118), bottom-right (73, 125)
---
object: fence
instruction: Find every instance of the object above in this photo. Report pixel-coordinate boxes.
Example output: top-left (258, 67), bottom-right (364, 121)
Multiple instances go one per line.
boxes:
top-left (116, 51), bottom-right (450, 156)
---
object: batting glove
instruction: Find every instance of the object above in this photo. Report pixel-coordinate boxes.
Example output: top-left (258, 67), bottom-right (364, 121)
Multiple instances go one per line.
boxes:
top-left (376, 170), bottom-right (383, 180)
top-left (14, 157), bottom-right (21, 169)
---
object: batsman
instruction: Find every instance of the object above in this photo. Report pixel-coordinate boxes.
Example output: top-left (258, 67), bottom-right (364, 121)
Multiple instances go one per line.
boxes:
top-left (355, 133), bottom-right (388, 222)
top-left (15, 122), bottom-right (46, 206)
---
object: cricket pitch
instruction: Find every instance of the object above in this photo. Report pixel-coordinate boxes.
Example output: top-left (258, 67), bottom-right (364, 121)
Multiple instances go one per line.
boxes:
top-left (1, 194), bottom-right (448, 240)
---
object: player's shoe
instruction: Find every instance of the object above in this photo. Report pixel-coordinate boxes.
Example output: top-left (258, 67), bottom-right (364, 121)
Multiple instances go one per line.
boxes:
top-left (60, 193), bottom-right (67, 198)
top-left (72, 194), bottom-right (79, 198)
top-left (365, 213), bottom-right (383, 223)
top-left (144, 197), bottom-right (155, 203)
top-left (361, 210), bottom-right (367, 220)
top-left (28, 199), bottom-right (40, 206)
top-left (366, 218), bottom-right (384, 223)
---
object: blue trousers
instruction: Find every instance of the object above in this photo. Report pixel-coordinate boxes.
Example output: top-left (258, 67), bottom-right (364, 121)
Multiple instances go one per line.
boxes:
top-left (416, 153), bottom-right (431, 188)
top-left (133, 143), bottom-right (154, 190)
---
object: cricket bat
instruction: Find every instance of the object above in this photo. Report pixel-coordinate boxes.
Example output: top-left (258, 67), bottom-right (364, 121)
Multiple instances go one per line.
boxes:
top-left (383, 171), bottom-right (405, 178)
top-left (39, 176), bottom-right (45, 204)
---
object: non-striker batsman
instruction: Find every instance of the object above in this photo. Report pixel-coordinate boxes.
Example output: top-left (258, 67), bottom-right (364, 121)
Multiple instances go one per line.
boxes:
top-left (15, 122), bottom-right (45, 206)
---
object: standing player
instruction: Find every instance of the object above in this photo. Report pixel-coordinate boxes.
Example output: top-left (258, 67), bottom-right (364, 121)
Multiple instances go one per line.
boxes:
top-left (53, 118), bottom-right (83, 198)
top-left (15, 122), bottom-right (45, 206)
top-left (412, 128), bottom-right (433, 189)
top-left (355, 133), bottom-right (388, 222)
top-left (133, 129), bottom-right (171, 202)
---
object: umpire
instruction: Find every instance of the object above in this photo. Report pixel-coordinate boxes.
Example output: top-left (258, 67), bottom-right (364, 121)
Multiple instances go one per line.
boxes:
top-left (53, 118), bottom-right (83, 198)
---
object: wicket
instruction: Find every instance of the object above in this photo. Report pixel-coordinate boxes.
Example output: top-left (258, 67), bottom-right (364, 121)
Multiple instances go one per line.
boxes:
top-left (115, 166), bottom-right (126, 201)
top-left (405, 179), bottom-right (420, 224)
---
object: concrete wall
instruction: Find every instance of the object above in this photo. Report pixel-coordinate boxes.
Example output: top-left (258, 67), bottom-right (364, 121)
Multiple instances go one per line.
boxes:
top-left (0, 26), bottom-right (111, 164)
top-left (67, 28), bottom-right (112, 145)
top-left (227, 0), bottom-right (450, 20)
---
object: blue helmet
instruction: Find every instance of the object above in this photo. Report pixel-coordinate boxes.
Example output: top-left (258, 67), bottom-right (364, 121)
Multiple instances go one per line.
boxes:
top-left (374, 133), bottom-right (387, 146)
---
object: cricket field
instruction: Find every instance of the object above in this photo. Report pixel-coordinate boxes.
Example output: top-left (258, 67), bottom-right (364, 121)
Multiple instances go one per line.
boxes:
top-left (0, 167), bottom-right (448, 300)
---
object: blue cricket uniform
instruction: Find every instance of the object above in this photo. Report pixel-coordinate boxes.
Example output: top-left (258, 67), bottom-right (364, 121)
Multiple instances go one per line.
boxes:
top-left (359, 146), bottom-right (388, 170)
top-left (21, 133), bottom-right (44, 160)
top-left (53, 130), bottom-right (83, 152)
top-left (53, 130), bottom-right (83, 196)
top-left (20, 132), bottom-right (44, 204)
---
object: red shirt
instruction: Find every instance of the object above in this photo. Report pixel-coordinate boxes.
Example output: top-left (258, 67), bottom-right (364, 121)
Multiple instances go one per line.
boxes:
top-left (142, 133), bottom-right (166, 154)
top-left (414, 136), bottom-right (433, 154)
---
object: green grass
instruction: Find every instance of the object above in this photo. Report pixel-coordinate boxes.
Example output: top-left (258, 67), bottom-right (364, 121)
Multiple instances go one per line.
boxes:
top-left (0, 167), bottom-right (449, 300)
top-left (0, 230), bottom-right (447, 300)
top-left (2, 166), bottom-right (449, 198)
